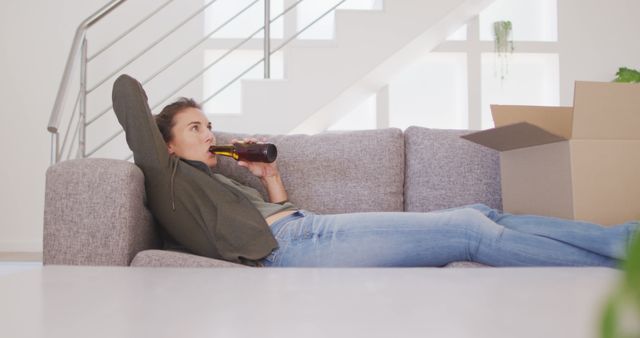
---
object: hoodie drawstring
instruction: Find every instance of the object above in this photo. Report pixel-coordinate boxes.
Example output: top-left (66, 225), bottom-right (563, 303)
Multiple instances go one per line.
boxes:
top-left (170, 158), bottom-right (179, 211)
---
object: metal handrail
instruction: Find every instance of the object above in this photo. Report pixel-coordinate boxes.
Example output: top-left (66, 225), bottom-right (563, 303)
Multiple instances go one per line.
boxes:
top-left (78, 38), bottom-right (88, 158)
top-left (201, 0), bottom-right (348, 105)
top-left (150, 24), bottom-right (265, 112)
top-left (143, 0), bottom-right (265, 86)
top-left (88, 0), bottom-right (175, 62)
top-left (264, 0), bottom-right (271, 79)
top-left (58, 89), bottom-right (82, 161)
top-left (66, 119), bottom-right (81, 161)
top-left (152, 0), bottom-right (307, 111)
top-left (86, 0), bottom-right (222, 94)
top-left (50, 133), bottom-right (58, 165)
top-left (87, 0), bottom-right (307, 157)
top-left (87, 2), bottom-right (273, 157)
top-left (47, 0), bottom-right (126, 134)
top-left (86, 0), bottom-right (263, 127)
top-left (50, 0), bottom-right (355, 162)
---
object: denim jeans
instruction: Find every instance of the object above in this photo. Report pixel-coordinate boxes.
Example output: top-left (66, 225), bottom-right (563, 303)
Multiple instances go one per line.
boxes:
top-left (260, 204), bottom-right (639, 267)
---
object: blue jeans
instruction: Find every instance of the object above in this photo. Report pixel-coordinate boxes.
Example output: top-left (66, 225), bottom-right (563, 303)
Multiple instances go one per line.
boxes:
top-left (260, 204), bottom-right (639, 267)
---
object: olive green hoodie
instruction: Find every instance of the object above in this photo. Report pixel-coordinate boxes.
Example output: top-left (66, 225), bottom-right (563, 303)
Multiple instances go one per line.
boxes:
top-left (112, 74), bottom-right (278, 265)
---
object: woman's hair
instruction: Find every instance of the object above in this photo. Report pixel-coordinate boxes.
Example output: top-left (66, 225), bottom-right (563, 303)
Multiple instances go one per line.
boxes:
top-left (155, 97), bottom-right (201, 143)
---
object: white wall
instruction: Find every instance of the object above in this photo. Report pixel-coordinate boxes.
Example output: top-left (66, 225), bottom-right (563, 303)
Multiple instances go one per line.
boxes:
top-left (558, 0), bottom-right (640, 104)
top-left (0, 0), bottom-right (639, 253)
top-left (0, 0), bottom-right (106, 251)
top-left (0, 0), bottom-right (203, 252)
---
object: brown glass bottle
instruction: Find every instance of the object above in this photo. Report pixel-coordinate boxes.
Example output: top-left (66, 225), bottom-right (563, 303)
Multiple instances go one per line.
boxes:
top-left (209, 143), bottom-right (278, 163)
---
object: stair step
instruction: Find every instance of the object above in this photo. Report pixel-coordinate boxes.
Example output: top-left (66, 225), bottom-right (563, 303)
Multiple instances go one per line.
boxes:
top-left (212, 0), bottom-right (496, 135)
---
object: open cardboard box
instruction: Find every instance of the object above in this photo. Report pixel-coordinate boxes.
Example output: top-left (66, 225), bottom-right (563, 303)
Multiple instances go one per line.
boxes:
top-left (462, 81), bottom-right (640, 226)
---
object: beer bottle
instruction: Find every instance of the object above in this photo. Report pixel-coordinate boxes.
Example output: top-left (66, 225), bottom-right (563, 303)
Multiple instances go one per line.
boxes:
top-left (209, 143), bottom-right (278, 163)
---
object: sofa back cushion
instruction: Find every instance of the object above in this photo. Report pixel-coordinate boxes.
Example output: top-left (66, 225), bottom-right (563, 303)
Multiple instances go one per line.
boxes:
top-left (404, 126), bottom-right (502, 212)
top-left (213, 128), bottom-right (405, 214)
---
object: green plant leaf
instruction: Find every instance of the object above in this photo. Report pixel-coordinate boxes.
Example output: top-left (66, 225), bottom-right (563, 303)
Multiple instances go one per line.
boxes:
top-left (614, 67), bottom-right (640, 83)
top-left (601, 296), bottom-right (617, 338)
top-left (601, 224), bottom-right (640, 338)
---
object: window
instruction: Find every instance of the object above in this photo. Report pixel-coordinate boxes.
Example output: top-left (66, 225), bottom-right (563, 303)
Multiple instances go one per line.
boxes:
top-left (327, 94), bottom-right (377, 131)
top-left (388, 53), bottom-right (468, 130)
top-left (202, 0), bottom-right (560, 132)
top-left (481, 53), bottom-right (559, 128)
top-left (204, 0), bottom-right (284, 39)
top-left (479, 0), bottom-right (557, 41)
top-left (383, 0), bottom-right (559, 131)
top-left (447, 25), bottom-right (467, 41)
top-left (297, 0), bottom-right (382, 40)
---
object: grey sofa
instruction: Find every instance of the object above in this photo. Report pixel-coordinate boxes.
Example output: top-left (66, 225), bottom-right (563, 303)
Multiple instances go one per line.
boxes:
top-left (43, 126), bottom-right (501, 268)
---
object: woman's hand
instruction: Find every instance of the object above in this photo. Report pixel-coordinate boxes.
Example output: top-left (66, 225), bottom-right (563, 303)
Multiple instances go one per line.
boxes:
top-left (232, 137), bottom-right (288, 203)
top-left (231, 137), bottom-right (280, 179)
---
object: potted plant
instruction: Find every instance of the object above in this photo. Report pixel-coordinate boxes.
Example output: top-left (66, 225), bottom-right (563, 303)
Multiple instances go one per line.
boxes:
top-left (493, 20), bottom-right (514, 80)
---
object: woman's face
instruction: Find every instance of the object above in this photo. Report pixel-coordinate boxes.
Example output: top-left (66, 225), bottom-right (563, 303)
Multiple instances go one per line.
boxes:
top-left (167, 107), bottom-right (217, 167)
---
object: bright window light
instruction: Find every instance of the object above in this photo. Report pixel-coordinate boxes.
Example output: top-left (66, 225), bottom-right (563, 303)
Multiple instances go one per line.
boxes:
top-left (298, 0), bottom-right (381, 40)
top-left (479, 0), bottom-right (557, 41)
top-left (204, 0), bottom-right (284, 39)
top-left (447, 24), bottom-right (467, 41)
top-left (481, 53), bottom-right (559, 129)
top-left (327, 94), bottom-right (377, 131)
top-left (389, 53), bottom-right (468, 130)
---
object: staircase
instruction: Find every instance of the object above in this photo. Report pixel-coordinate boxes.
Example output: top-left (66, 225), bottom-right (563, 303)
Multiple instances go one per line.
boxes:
top-left (227, 0), bottom-right (495, 134)
top-left (47, 0), bottom-right (495, 163)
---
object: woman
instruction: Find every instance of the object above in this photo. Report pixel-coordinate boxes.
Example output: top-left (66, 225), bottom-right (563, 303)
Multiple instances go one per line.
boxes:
top-left (113, 74), bottom-right (638, 268)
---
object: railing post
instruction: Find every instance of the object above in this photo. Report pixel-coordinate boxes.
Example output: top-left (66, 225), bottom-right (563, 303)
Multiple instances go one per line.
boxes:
top-left (48, 0), bottom-right (127, 134)
top-left (264, 0), bottom-right (271, 79)
top-left (78, 38), bottom-right (88, 158)
top-left (51, 132), bottom-right (59, 165)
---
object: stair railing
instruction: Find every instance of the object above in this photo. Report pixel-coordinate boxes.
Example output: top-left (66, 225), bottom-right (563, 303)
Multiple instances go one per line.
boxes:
top-left (48, 0), bottom-right (349, 164)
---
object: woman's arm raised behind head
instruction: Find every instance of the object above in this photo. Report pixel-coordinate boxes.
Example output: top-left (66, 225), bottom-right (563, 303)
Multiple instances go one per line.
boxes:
top-left (112, 74), bottom-right (170, 171)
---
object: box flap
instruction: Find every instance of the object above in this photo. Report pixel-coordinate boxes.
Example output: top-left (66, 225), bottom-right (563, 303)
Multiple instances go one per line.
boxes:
top-left (491, 104), bottom-right (573, 139)
top-left (461, 122), bottom-right (567, 151)
top-left (572, 81), bottom-right (640, 140)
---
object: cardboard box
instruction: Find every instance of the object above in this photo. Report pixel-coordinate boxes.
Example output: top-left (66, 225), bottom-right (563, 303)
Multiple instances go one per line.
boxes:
top-left (462, 81), bottom-right (640, 226)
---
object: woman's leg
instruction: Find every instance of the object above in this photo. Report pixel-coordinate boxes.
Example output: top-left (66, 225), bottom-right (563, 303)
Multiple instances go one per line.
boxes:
top-left (261, 209), bottom-right (619, 268)
top-left (462, 204), bottom-right (638, 260)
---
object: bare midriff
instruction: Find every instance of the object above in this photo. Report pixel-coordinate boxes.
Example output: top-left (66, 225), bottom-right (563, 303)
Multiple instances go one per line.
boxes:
top-left (265, 210), bottom-right (298, 226)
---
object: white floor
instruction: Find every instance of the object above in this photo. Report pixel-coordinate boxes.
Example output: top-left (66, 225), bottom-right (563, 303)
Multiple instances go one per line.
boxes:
top-left (0, 266), bottom-right (619, 338)
top-left (0, 262), bottom-right (42, 276)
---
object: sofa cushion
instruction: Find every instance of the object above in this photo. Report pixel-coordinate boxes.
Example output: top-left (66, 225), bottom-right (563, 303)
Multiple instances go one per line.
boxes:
top-left (131, 250), bottom-right (246, 268)
top-left (404, 127), bottom-right (502, 212)
top-left (213, 128), bottom-right (405, 214)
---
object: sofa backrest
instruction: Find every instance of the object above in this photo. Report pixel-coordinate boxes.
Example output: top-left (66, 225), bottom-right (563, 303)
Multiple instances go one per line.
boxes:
top-left (214, 128), bottom-right (406, 214)
top-left (404, 127), bottom-right (502, 212)
top-left (214, 127), bottom-right (502, 214)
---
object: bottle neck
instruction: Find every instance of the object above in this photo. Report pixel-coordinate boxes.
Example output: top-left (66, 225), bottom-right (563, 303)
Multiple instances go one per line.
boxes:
top-left (209, 145), bottom-right (237, 160)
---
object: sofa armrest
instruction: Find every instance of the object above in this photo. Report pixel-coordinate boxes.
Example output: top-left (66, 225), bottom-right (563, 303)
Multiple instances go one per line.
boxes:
top-left (131, 250), bottom-right (247, 268)
top-left (44, 158), bottom-right (159, 266)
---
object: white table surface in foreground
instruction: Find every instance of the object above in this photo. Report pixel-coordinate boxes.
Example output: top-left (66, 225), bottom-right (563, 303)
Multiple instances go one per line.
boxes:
top-left (0, 266), bottom-right (620, 338)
